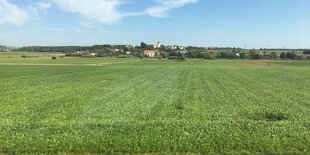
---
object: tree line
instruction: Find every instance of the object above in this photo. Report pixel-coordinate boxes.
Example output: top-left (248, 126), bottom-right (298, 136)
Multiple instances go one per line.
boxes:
top-left (14, 43), bottom-right (310, 60)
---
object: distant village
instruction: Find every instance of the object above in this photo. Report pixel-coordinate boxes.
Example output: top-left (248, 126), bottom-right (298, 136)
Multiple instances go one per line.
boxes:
top-left (2, 42), bottom-right (310, 60)
top-left (65, 41), bottom-right (310, 60)
top-left (69, 41), bottom-right (188, 58)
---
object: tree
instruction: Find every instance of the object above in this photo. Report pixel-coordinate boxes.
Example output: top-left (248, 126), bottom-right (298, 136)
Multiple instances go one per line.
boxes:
top-left (240, 53), bottom-right (247, 59)
top-left (197, 53), bottom-right (206, 59)
top-left (271, 52), bottom-right (278, 59)
top-left (161, 52), bottom-right (168, 58)
top-left (180, 55), bottom-right (186, 61)
top-left (169, 52), bottom-right (179, 57)
top-left (252, 53), bottom-right (262, 59)
top-left (286, 52), bottom-right (297, 59)
top-left (303, 49), bottom-right (310, 55)
top-left (159, 45), bottom-right (167, 52)
top-left (123, 47), bottom-right (129, 52)
top-left (205, 52), bottom-right (215, 60)
top-left (139, 53), bottom-right (144, 59)
top-left (249, 49), bottom-right (258, 59)
top-left (296, 55), bottom-right (306, 60)
top-left (146, 45), bottom-right (154, 50)
top-left (219, 52), bottom-right (229, 59)
top-left (232, 47), bottom-right (236, 53)
top-left (140, 42), bottom-right (147, 48)
top-left (280, 52), bottom-right (286, 59)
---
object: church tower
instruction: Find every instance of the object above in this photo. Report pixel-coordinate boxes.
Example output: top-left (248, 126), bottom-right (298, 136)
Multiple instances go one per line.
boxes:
top-left (154, 41), bottom-right (161, 49)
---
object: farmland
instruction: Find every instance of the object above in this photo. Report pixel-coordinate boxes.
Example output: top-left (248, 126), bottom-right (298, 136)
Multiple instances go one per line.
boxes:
top-left (0, 57), bottom-right (310, 154)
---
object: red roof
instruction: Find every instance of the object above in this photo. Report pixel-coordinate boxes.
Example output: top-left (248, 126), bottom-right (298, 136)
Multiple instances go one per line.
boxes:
top-left (144, 50), bottom-right (156, 54)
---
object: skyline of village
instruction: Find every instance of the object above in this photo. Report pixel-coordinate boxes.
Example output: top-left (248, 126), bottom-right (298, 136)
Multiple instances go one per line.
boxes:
top-left (1, 40), bottom-right (308, 50)
top-left (4, 41), bottom-right (308, 61)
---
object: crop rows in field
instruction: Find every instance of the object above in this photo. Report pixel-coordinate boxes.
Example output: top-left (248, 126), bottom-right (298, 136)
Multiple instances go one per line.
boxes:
top-left (0, 60), bottom-right (310, 153)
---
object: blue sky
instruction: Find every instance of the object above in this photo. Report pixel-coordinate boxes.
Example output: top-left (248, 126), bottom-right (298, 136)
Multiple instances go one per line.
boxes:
top-left (0, 0), bottom-right (310, 48)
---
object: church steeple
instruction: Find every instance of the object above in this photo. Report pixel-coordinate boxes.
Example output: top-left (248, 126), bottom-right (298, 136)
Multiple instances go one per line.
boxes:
top-left (154, 41), bottom-right (161, 49)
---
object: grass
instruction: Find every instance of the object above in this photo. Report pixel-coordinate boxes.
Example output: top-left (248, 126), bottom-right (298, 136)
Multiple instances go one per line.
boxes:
top-left (0, 57), bottom-right (137, 65)
top-left (0, 51), bottom-right (52, 58)
top-left (0, 57), bottom-right (310, 154)
top-left (271, 61), bottom-right (310, 67)
top-left (206, 49), bottom-right (304, 55)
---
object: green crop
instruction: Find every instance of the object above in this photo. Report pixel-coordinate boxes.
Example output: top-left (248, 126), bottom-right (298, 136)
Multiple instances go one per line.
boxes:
top-left (0, 57), bottom-right (309, 154)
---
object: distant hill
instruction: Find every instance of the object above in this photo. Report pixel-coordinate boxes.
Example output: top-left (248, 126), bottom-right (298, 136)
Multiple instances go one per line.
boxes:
top-left (0, 45), bottom-right (7, 51)
top-left (16, 45), bottom-right (114, 53)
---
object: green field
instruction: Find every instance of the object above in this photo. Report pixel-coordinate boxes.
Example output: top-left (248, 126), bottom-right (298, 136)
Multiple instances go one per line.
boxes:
top-left (0, 57), bottom-right (310, 154)
top-left (0, 52), bottom-right (52, 58)
top-left (271, 61), bottom-right (310, 67)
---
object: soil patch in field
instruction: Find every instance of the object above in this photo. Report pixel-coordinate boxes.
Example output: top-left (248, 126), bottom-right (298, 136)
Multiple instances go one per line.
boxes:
top-left (265, 113), bottom-right (289, 121)
top-left (240, 61), bottom-right (286, 67)
top-left (252, 112), bottom-right (290, 122)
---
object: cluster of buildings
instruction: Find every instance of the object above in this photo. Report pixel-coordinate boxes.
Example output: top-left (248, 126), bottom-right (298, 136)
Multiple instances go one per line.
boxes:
top-left (69, 42), bottom-right (186, 58)
top-left (75, 50), bottom-right (97, 56)
top-left (107, 46), bottom-right (134, 55)
top-left (166, 45), bottom-right (185, 50)
top-left (143, 41), bottom-right (187, 57)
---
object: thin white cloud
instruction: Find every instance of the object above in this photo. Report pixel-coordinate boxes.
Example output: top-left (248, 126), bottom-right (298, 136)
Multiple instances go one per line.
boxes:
top-left (146, 0), bottom-right (198, 17)
top-left (0, 0), bottom-right (28, 26)
top-left (50, 0), bottom-right (141, 24)
top-left (0, 0), bottom-right (199, 26)
top-left (49, 0), bottom-right (197, 24)
top-left (30, 2), bottom-right (52, 15)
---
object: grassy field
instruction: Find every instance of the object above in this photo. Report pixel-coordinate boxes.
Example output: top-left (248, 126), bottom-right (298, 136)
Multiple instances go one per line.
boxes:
top-left (0, 57), bottom-right (310, 154)
top-left (206, 49), bottom-right (304, 55)
top-left (271, 61), bottom-right (310, 67)
top-left (0, 51), bottom-right (52, 58)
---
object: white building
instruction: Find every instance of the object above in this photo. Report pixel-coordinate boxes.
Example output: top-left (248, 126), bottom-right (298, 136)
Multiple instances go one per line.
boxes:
top-left (144, 50), bottom-right (156, 57)
top-left (167, 45), bottom-right (186, 50)
top-left (154, 41), bottom-right (161, 49)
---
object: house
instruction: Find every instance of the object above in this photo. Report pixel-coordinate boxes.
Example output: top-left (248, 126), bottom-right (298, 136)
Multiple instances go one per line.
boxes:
top-left (144, 50), bottom-right (156, 57)
top-left (167, 45), bottom-right (186, 50)
top-left (179, 46), bottom-right (185, 50)
top-left (167, 45), bottom-right (178, 50)
top-left (108, 48), bottom-right (123, 53)
top-left (125, 45), bottom-right (134, 49)
top-left (178, 50), bottom-right (188, 54)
